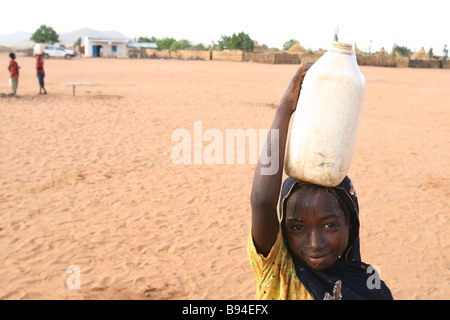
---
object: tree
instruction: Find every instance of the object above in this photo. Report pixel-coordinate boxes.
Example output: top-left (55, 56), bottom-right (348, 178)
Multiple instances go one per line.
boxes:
top-left (217, 32), bottom-right (254, 52)
top-left (30, 25), bottom-right (59, 44)
top-left (169, 39), bottom-right (192, 51)
top-left (193, 43), bottom-right (207, 50)
top-left (393, 44), bottom-right (413, 57)
top-left (334, 26), bottom-right (340, 42)
top-left (443, 44), bottom-right (448, 64)
top-left (137, 36), bottom-right (157, 43)
top-left (428, 48), bottom-right (434, 59)
top-left (73, 37), bottom-right (82, 48)
top-left (155, 37), bottom-right (177, 50)
top-left (283, 39), bottom-right (298, 51)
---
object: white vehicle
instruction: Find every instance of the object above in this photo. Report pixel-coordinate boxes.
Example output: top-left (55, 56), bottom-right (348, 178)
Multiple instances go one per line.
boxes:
top-left (33, 44), bottom-right (77, 59)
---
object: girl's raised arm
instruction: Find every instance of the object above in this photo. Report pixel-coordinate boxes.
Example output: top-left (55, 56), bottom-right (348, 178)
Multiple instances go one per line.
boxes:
top-left (250, 63), bottom-right (309, 256)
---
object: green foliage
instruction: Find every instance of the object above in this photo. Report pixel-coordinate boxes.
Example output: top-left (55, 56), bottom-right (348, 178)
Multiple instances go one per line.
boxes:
top-left (73, 37), bottom-right (82, 48)
top-left (443, 44), bottom-right (448, 63)
top-left (193, 43), bottom-right (206, 50)
top-left (155, 37), bottom-right (176, 50)
top-left (217, 32), bottom-right (254, 52)
top-left (169, 39), bottom-right (192, 51)
top-left (137, 36), bottom-right (157, 43)
top-left (282, 39), bottom-right (297, 51)
top-left (136, 36), bottom-right (210, 51)
top-left (393, 45), bottom-right (413, 57)
top-left (428, 48), bottom-right (433, 59)
top-left (30, 25), bottom-right (59, 44)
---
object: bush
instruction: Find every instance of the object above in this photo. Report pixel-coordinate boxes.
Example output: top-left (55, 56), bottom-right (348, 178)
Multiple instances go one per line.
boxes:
top-left (393, 45), bottom-right (413, 57)
top-left (217, 32), bottom-right (254, 52)
top-left (136, 36), bottom-right (210, 52)
top-left (169, 39), bottom-right (192, 51)
top-left (156, 37), bottom-right (177, 50)
top-left (137, 36), bottom-right (157, 43)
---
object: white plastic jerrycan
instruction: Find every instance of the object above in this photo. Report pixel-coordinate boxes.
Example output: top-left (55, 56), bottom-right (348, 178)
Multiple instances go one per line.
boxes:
top-left (285, 42), bottom-right (365, 187)
top-left (34, 44), bottom-right (45, 55)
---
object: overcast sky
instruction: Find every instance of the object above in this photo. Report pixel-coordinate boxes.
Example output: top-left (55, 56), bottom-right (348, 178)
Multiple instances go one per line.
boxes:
top-left (2, 0), bottom-right (448, 54)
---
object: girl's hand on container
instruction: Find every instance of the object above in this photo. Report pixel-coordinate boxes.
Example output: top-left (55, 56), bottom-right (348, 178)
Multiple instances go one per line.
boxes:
top-left (278, 63), bottom-right (310, 114)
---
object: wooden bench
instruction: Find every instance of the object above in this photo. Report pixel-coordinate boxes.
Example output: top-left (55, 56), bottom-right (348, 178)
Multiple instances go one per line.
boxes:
top-left (65, 82), bottom-right (99, 96)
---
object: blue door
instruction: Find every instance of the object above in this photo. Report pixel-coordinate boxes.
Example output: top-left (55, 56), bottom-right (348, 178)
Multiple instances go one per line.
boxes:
top-left (92, 45), bottom-right (102, 57)
top-left (92, 45), bottom-right (99, 57)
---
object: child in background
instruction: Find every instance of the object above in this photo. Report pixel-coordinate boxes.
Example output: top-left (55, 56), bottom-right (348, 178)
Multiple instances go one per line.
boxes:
top-left (7, 52), bottom-right (20, 96)
top-left (248, 63), bottom-right (393, 300)
top-left (36, 54), bottom-right (47, 95)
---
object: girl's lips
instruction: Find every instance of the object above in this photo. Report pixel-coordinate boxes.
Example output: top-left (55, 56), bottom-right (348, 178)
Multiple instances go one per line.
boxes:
top-left (307, 253), bottom-right (331, 265)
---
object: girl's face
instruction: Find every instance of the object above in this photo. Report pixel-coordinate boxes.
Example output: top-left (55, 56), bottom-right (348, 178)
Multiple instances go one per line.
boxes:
top-left (285, 189), bottom-right (349, 271)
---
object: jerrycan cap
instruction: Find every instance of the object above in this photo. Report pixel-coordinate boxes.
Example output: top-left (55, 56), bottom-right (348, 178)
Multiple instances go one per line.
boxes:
top-left (331, 42), bottom-right (353, 55)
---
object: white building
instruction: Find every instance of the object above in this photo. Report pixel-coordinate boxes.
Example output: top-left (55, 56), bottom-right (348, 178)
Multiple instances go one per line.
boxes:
top-left (84, 36), bottom-right (128, 58)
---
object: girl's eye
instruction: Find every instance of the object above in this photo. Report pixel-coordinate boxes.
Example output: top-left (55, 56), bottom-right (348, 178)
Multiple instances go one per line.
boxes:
top-left (324, 223), bottom-right (338, 229)
top-left (291, 225), bottom-right (305, 231)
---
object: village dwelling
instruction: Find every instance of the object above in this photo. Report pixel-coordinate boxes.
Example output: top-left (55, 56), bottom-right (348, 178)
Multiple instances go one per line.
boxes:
top-left (411, 47), bottom-right (430, 60)
top-left (127, 42), bottom-right (158, 58)
top-left (84, 36), bottom-right (128, 57)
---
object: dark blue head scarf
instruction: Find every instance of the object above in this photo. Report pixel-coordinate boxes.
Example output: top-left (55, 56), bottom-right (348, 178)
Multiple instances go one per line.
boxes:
top-left (279, 176), bottom-right (393, 300)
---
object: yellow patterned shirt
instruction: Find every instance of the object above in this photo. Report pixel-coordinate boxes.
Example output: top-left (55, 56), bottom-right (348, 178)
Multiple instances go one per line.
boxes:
top-left (247, 227), bottom-right (313, 300)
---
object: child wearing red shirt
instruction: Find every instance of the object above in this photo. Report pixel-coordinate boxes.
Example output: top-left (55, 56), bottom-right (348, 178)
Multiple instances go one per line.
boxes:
top-left (8, 52), bottom-right (20, 96)
top-left (36, 54), bottom-right (47, 94)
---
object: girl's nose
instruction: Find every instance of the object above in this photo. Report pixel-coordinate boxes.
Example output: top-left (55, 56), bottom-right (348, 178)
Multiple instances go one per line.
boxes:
top-left (309, 230), bottom-right (326, 252)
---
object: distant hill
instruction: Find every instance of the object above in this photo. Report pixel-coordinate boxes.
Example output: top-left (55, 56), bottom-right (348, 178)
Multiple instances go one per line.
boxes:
top-left (4, 38), bottom-right (34, 50)
top-left (59, 28), bottom-right (130, 45)
top-left (0, 31), bottom-right (31, 45)
top-left (1, 28), bottom-right (130, 49)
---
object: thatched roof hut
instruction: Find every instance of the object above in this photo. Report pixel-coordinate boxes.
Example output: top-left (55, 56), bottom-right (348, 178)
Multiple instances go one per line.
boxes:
top-left (354, 43), bottom-right (364, 55)
top-left (411, 47), bottom-right (430, 60)
top-left (376, 47), bottom-right (388, 56)
top-left (253, 41), bottom-right (264, 53)
top-left (287, 41), bottom-right (308, 53)
top-left (389, 46), bottom-right (399, 57)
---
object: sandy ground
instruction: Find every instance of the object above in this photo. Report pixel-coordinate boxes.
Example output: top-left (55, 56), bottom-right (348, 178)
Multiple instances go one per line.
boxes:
top-left (0, 52), bottom-right (449, 300)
